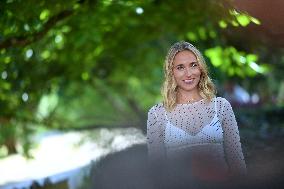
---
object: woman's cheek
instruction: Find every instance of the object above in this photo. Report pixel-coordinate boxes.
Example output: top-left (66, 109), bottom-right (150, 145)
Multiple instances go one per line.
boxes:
top-left (175, 70), bottom-right (185, 78)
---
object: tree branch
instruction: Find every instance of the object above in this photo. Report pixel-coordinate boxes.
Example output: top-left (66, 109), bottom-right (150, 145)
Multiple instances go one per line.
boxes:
top-left (0, 9), bottom-right (74, 49)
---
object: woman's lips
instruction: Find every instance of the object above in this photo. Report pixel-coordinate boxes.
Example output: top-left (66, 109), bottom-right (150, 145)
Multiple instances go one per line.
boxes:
top-left (183, 79), bottom-right (194, 84)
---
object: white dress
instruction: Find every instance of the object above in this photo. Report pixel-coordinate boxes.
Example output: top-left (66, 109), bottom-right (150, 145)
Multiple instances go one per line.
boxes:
top-left (146, 97), bottom-right (246, 178)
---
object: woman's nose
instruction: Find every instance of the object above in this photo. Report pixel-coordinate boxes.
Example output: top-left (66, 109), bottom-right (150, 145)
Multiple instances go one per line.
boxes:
top-left (185, 67), bottom-right (192, 76)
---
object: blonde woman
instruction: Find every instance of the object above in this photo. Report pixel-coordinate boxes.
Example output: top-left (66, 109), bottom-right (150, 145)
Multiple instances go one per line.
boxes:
top-left (146, 41), bottom-right (246, 183)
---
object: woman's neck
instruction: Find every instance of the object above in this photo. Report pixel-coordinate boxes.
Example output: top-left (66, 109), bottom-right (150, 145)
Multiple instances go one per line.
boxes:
top-left (177, 89), bottom-right (202, 104)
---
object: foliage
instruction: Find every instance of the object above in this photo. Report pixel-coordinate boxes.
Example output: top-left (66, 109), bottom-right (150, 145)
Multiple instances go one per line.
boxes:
top-left (0, 0), bottom-right (281, 157)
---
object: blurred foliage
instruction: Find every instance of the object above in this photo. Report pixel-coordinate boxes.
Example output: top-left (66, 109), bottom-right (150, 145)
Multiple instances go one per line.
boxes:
top-left (0, 0), bottom-right (283, 157)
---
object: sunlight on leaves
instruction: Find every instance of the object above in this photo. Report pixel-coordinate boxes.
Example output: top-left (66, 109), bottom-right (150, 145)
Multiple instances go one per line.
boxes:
top-left (205, 47), bottom-right (223, 67)
top-left (246, 54), bottom-right (258, 63)
top-left (236, 14), bottom-right (251, 27)
top-left (231, 20), bottom-right (239, 27)
top-left (61, 25), bottom-right (71, 33)
top-left (4, 57), bottom-right (11, 64)
top-left (218, 20), bottom-right (227, 28)
top-left (128, 77), bottom-right (140, 91)
top-left (230, 9), bottom-right (261, 27)
top-left (41, 50), bottom-right (51, 59)
top-left (55, 35), bottom-right (63, 44)
top-left (37, 92), bottom-right (59, 120)
top-left (250, 17), bottom-right (261, 25)
top-left (39, 9), bottom-right (50, 21)
top-left (187, 32), bottom-right (198, 41)
top-left (209, 30), bottom-right (217, 39)
top-left (25, 49), bottom-right (33, 59)
top-left (81, 72), bottom-right (90, 81)
top-left (198, 27), bottom-right (207, 40)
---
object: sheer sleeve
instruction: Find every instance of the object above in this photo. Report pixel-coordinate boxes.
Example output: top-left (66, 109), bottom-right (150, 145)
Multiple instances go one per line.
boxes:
top-left (221, 98), bottom-right (247, 176)
top-left (146, 104), bottom-right (166, 162)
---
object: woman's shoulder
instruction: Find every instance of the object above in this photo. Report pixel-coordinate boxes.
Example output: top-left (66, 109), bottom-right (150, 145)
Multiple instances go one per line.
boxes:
top-left (215, 96), bottom-right (233, 110)
top-left (148, 102), bottom-right (164, 114)
top-left (216, 96), bottom-right (231, 105)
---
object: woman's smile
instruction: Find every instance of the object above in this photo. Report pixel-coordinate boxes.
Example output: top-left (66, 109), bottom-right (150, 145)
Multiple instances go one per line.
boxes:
top-left (183, 78), bottom-right (195, 84)
top-left (173, 50), bottom-right (201, 93)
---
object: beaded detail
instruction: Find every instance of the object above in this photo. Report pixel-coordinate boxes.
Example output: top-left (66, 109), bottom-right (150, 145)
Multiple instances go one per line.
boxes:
top-left (147, 97), bottom-right (247, 175)
top-left (164, 98), bottom-right (223, 151)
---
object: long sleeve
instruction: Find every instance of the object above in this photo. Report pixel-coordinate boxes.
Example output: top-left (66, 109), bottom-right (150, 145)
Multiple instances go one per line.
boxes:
top-left (146, 104), bottom-right (166, 162)
top-left (221, 99), bottom-right (247, 176)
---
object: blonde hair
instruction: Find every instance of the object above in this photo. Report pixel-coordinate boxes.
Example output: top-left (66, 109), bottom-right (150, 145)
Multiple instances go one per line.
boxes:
top-left (161, 41), bottom-right (216, 111)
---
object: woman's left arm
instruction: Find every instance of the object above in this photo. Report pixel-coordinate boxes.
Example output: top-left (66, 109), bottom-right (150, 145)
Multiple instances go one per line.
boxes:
top-left (221, 99), bottom-right (247, 176)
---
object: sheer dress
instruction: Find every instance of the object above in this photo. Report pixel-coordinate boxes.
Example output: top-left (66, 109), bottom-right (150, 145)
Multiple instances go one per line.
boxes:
top-left (146, 97), bottom-right (246, 178)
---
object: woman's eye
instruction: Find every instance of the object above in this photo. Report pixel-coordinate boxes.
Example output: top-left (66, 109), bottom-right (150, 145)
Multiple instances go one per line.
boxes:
top-left (177, 66), bottom-right (184, 70)
top-left (191, 63), bottom-right (198, 67)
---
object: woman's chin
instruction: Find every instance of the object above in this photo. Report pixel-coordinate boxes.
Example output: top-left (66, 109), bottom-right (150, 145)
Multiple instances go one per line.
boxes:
top-left (179, 85), bottom-right (198, 92)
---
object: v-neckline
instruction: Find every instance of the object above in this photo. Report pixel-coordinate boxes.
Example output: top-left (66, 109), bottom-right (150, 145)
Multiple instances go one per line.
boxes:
top-left (166, 113), bottom-right (219, 136)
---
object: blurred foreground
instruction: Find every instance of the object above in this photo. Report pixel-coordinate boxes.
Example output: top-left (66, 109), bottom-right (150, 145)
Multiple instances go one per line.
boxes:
top-left (88, 136), bottom-right (284, 189)
top-left (0, 128), bottom-right (145, 189)
top-left (0, 125), bottom-right (283, 189)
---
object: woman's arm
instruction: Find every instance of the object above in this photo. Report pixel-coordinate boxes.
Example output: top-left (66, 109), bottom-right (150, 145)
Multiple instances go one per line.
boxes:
top-left (221, 99), bottom-right (247, 176)
top-left (146, 104), bottom-right (166, 162)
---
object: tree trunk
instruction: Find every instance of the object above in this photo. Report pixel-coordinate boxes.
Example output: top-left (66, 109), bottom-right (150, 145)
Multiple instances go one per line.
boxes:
top-left (5, 137), bottom-right (17, 155)
top-left (125, 97), bottom-right (147, 133)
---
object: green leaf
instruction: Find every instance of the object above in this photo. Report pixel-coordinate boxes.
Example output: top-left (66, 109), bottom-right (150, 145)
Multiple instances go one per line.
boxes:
top-left (246, 54), bottom-right (258, 62)
top-left (205, 47), bottom-right (223, 67)
top-left (236, 14), bottom-right (251, 27)
top-left (218, 20), bottom-right (227, 28)
top-left (186, 32), bottom-right (198, 41)
top-left (39, 9), bottom-right (50, 21)
top-left (250, 16), bottom-right (261, 25)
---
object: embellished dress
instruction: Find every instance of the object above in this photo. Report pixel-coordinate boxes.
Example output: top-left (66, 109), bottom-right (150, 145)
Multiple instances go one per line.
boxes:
top-left (146, 97), bottom-right (246, 181)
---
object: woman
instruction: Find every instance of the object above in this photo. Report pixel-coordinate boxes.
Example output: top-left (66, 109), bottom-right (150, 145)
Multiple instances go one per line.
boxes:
top-left (146, 41), bottom-right (246, 183)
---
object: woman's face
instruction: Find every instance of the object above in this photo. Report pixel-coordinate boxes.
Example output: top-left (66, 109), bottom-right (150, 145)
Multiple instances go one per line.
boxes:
top-left (172, 50), bottom-right (201, 93)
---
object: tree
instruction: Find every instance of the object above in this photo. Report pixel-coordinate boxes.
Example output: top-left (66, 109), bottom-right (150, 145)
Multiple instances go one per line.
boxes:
top-left (0, 0), bottom-right (275, 156)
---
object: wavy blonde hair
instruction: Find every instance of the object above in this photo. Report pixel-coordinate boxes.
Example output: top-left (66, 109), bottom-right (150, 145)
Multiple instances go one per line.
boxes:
top-left (161, 41), bottom-right (216, 111)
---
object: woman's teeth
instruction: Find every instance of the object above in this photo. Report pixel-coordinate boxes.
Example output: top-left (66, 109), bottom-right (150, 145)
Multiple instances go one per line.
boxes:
top-left (184, 79), bottom-right (194, 84)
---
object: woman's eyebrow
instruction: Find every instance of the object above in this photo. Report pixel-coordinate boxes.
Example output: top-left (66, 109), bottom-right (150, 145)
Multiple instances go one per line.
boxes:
top-left (175, 61), bottom-right (198, 66)
top-left (176, 63), bottom-right (184, 66)
top-left (175, 61), bottom-right (198, 67)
